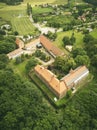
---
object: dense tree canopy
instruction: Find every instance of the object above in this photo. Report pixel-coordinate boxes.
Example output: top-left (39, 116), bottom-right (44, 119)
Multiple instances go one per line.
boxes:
top-left (0, 69), bottom-right (61, 130)
top-left (0, 36), bottom-right (16, 54)
top-left (83, 0), bottom-right (97, 6)
top-left (0, 0), bottom-right (23, 5)
top-left (25, 57), bottom-right (38, 73)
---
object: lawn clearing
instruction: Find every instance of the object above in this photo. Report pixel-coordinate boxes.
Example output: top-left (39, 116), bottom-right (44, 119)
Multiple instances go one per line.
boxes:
top-left (9, 59), bottom-right (29, 78)
top-left (53, 30), bottom-right (84, 50)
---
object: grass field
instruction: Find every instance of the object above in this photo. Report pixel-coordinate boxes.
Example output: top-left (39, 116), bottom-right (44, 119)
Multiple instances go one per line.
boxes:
top-left (0, 3), bottom-right (39, 35)
top-left (24, 0), bottom-right (68, 5)
top-left (9, 59), bottom-right (28, 78)
top-left (53, 30), bottom-right (84, 50)
top-left (32, 7), bottom-right (54, 15)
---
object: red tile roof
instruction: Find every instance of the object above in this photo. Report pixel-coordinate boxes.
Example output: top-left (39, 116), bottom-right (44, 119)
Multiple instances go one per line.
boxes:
top-left (40, 35), bottom-right (64, 57)
top-left (62, 66), bottom-right (89, 87)
top-left (25, 38), bottom-right (40, 48)
top-left (7, 48), bottom-right (24, 59)
top-left (34, 65), bottom-right (89, 98)
top-left (16, 38), bottom-right (24, 49)
top-left (34, 65), bottom-right (67, 97)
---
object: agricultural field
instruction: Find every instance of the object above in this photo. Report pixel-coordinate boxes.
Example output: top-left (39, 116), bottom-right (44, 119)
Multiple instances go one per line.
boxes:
top-left (0, 3), bottom-right (39, 35)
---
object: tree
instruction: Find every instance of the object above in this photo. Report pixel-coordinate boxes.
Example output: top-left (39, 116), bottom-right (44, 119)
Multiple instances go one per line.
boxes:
top-left (25, 57), bottom-right (38, 72)
top-left (84, 39), bottom-right (97, 57)
top-left (70, 33), bottom-right (76, 45)
top-left (15, 57), bottom-right (22, 64)
top-left (63, 36), bottom-right (71, 46)
top-left (45, 31), bottom-right (57, 41)
top-left (78, 8), bottom-right (84, 16)
top-left (92, 6), bottom-right (96, 13)
top-left (83, 34), bottom-right (94, 43)
top-left (0, 54), bottom-right (9, 63)
top-left (91, 55), bottom-right (97, 67)
top-left (75, 55), bottom-right (90, 67)
top-left (27, 3), bottom-right (32, 15)
top-left (0, 0), bottom-right (24, 5)
top-left (0, 36), bottom-right (16, 54)
top-left (72, 48), bottom-right (87, 58)
top-left (0, 61), bottom-right (6, 69)
top-left (14, 31), bottom-right (19, 36)
top-left (0, 29), bottom-right (6, 35)
top-left (66, 90), bottom-right (72, 98)
top-left (83, 0), bottom-right (97, 6)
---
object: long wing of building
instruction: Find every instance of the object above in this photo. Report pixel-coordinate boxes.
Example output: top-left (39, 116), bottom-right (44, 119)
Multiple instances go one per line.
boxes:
top-left (34, 65), bottom-right (89, 99)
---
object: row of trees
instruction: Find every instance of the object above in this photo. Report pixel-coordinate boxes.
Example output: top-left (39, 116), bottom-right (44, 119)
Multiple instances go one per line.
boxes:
top-left (27, 3), bottom-right (32, 15)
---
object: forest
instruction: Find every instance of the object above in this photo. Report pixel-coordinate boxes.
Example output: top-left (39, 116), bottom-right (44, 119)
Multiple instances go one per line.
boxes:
top-left (0, 0), bottom-right (23, 5)
top-left (83, 0), bottom-right (97, 6)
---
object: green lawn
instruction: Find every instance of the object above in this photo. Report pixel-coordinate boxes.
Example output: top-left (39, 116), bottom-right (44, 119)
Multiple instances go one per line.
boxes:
top-left (32, 7), bottom-right (54, 15)
top-left (90, 28), bottom-right (97, 39)
top-left (53, 30), bottom-right (84, 50)
top-left (9, 59), bottom-right (29, 78)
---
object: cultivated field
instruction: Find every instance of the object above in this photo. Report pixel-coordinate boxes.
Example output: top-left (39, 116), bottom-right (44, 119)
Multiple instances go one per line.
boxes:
top-left (0, 3), bottom-right (39, 35)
